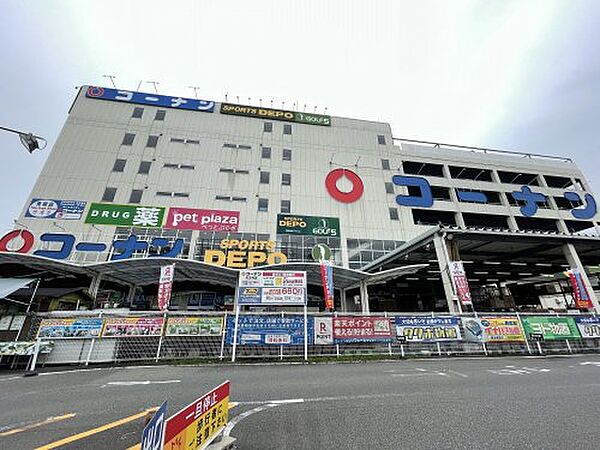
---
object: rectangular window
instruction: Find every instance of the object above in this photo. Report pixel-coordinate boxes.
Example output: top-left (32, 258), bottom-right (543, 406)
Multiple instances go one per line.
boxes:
top-left (283, 124), bottom-right (292, 135)
top-left (146, 135), bottom-right (159, 148)
top-left (282, 173), bottom-right (291, 186)
top-left (186, 139), bottom-right (200, 145)
top-left (129, 189), bottom-right (143, 204)
top-left (173, 192), bottom-right (190, 198)
top-left (155, 110), bottom-right (166, 121)
top-left (215, 195), bottom-right (231, 201)
top-left (112, 159), bottom-right (126, 172)
top-left (258, 198), bottom-right (269, 212)
top-left (281, 200), bottom-right (291, 213)
top-left (262, 147), bottom-right (271, 159)
top-left (220, 168), bottom-right (235, 173)
top-left (260, 171), bottom-right (270, 184)
top-left (132, 107), bottom-right (144, 118)
top-left (170, 137), bottom-right (185, 143)
top-left (385, 182), bottom-right (394, 194)
top-left (122, 133), bottom-right (135, 146)
top-left (235, 169), bottom-right (250, 175)
top-left (389, 208), bottom-right (399, 220)
top-left (381, 159), bottom-right (390, 170)
top-left (377, 135), bottom-right (386, 145)
top-left (264, 122), bottom-right (273, 132)
top-left (102, 187), bottom-right (117, 202)
top-left (283, 148), bottom-right (292, 161)
top-left (156, 191), bottom-right (189, 198)
top-left (138, 161), bottom-right (152, 174)
top-left (232, 196), bottom-right (247, 202)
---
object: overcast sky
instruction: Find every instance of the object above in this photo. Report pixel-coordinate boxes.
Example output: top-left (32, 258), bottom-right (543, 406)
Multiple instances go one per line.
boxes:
top-left (1, 0), bottom-right (600, 232)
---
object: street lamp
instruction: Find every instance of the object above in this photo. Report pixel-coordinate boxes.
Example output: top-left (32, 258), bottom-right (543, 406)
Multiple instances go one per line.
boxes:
top-left (0, 126), bottom-right (47, 154)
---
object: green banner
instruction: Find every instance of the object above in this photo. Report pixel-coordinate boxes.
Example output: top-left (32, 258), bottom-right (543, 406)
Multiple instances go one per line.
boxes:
top-left (277, 214), bottom-right (340, 237)
top-left (85, 203), bottom-right (165, 228)
top-left (165, 317), bottom-right (224, 336)
top-left (521, 316), bottom-right (580, 340)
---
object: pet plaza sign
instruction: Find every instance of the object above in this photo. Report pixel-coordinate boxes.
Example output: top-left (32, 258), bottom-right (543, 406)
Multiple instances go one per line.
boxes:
top-left (203, 239), bottom-right (287, 268)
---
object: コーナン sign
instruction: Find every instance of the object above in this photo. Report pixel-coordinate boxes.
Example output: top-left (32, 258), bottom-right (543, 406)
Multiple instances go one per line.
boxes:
top-left (165, 207), bottom-right (239, 231)
top-left (204, 239), bottom-right (287, 268)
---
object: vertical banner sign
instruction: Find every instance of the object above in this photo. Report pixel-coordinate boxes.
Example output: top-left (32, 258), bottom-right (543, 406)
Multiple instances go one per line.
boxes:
top-left (141, 401), bottom-right (167, 450)
top-left (320, 261), bottom-right (334, 310)
top-left (158, 264), bottom-right (175, 311)
top-left (566, 269), bottom-right (593, 309)
top-left (163, 381), bottom-right (230, 449)
top-left (449, 261), bottom-right (472, 305)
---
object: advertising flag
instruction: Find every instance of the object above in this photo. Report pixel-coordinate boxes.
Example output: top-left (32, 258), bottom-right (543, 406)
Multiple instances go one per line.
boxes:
top-left (320, 261), bottom-right (334, 310)
top-left (158, 264), bottom-right (175, 311)
top-left (566, 269), bottom-right (593, 310)
top-left (449, 261), bottom-right (472, 305)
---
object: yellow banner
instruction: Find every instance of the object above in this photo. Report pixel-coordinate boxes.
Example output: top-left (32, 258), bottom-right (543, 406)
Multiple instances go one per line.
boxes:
top-left (481, 317), bottom-right (524, 342)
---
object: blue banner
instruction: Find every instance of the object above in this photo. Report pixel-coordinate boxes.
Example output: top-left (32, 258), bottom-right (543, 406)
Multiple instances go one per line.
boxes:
top-left (395, 316), bottom-right (462, 342)
top-left (85, 86), bottom-right (214, 112)
top-left (141, 401), bottom-right (167, 450)
top-left (226, 316), bottom-right (312, 345)
top-left (25, 199), bottom-right (86, 220)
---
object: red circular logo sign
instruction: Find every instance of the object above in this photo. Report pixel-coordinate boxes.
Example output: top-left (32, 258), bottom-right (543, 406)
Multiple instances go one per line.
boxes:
top-left (0, 230), bottom-right (35, 253)
top-left (325, 169), bottom-right (364, 203)
top-left (86, 86), bottom-right (104, 97)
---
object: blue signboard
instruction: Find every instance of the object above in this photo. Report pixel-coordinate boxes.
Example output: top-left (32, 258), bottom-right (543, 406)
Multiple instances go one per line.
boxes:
top-left (141, 401), bottom-right (167, 450)
top-left (25, 199), bottom-right (86, 220)
top-left (226, 315), bottom-right (312, 345)
top-left (395, 316), bottom-right (462, 342)
top-left (85, 86), bottom-right (215, 112)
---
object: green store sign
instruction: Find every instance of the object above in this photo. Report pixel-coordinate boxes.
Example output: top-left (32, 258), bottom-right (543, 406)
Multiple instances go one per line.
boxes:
top-left (85, 203), bottom-right (166, 228)
top-left (220, 103), bottom-right (331, 126)
top-left (277, 214), bottom-right (340, 237)
top-left (521, 316), bottom-right (580, 340)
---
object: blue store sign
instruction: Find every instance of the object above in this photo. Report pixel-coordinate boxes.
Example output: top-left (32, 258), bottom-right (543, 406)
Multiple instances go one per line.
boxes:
top-left (25, 199), bottom-right (86, 220)
top-left (226, 315), bottom-right (312, 345)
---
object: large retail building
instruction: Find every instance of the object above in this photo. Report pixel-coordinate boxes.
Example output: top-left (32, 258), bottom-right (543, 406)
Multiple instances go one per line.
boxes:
top-left (1, 85), bottom-right (599, 314)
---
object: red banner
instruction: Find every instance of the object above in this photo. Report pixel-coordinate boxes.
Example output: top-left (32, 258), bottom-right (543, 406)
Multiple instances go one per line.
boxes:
top-left (320, 261), bottom-right (334, 310)
top-left (158, 264), bottom-right (175, 311)
top-left (567, 269), bottom-right (593, 309)
top-left (332, 316), bottom-right (392, 342)
top-left (449, 261), bottom-right (472, 305)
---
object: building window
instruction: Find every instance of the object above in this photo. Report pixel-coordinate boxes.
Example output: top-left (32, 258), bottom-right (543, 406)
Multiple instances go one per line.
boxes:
top-left (220, 168), bottom-right (234, 173)
top-left (262, 147), bottom-right (271, 159)
top-left (264, 122), bottom-right (273, 132)
top-left (129, 189), bottom-right (143, 204)
top-left (186, 139), bottom-right (200, 145)
top-left (258, 198), bottom-right (269, 212)
top-left (283, 148), bottom-right (292, 161)
top-left (138, 161), bottom-right (152, 174)
top-left (381, 159), bottom-right (390, 170)
top-left (377, 135), bottom-right (386, 145)
top-left (132, 107), bottom-right (144, 118)
top-left (282, 173), bottom-right (291, 186)
top-left (283, 124), bottom-right (292, 135)
top-left (170, 137), bottom-right (185, 143)
top-left (155, 110), bottom-right (166, 121)
top-left (102, 187), bottom-right (117, 202)
top-left (164, 163), bottom-right (195, 170)
top-left (112, 159), bottom-right (126, 172)
top-left (385, 182), bottom-right (394, 194)
top-left (260, 171), bottom-right (270, 184)
top-left (232, 196), bottom-right (247, 202)
top-left (122, 133), bottom-right (135, 146)
top-left (281, 200), bottom-right (291, 213)
top-left (157, 191), bottom-right (190, 198)
top-left (146, 135), bottom-right (159, 148)
top-left (389, 207), bottom-right (399, 220)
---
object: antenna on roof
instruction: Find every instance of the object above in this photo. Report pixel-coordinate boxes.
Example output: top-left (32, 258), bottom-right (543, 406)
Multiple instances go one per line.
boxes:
top-left (225, 92), bottom-right (228, 102)
top-left (248, 97), bottom-right (251, 104)
top-left (270, 99), bottom-right (274, 108)
top-left (236, 95), bottom-right (240, 103)
top-left (147, 81), bottom-right (159, 93)
top-left (303, 104), bottom-right (306, 112)
top-left (324, 107), bottom-right (328, 114)
top-left (189, 86), bottom-right (201, 99)
top-left (282, 101), bottom-right (285, 109)
top-left (136, 80), bottom-right (143, 91)
top-left (102, 75), bottom-right (117, 88)
top-left (259, 98), bottom-right (263, 107)
top-left (313, 106), bottom-right (318, 113)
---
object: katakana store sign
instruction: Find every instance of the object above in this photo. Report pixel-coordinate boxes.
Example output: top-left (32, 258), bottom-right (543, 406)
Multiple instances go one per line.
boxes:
top-left (25, 198), bottom-right (86, 220)
top-left (220, 103), bottom-right (331, 126)
top-left (85, 203), bottom-right (165, 228)
top-left (277, 214), bottom-right (340, 237)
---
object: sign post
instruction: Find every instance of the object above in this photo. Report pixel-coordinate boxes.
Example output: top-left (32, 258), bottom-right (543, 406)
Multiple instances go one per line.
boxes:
top-left (141, 401), bottom-right (167, 450)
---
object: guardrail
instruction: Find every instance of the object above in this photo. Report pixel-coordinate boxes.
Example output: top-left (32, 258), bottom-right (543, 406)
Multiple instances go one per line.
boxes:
top-left (13, 311), bottom-right (600, 367)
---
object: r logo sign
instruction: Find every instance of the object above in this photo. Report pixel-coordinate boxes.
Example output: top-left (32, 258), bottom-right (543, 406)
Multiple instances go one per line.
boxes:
top-left (325, 169), bottom-right (364, 203)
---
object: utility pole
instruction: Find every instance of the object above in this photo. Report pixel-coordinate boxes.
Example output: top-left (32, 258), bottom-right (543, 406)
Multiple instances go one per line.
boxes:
top-left (0, 126), bottom-right (46, 153)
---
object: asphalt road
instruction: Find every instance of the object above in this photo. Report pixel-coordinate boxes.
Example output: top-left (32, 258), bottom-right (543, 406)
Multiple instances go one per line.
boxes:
top-left (1, 356), bottom-right (600, 449)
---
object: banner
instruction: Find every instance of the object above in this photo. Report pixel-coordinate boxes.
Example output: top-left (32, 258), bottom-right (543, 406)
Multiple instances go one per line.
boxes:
top-left (320, 261), bottom-right (334, 310)
top-left (226, 316), bottom-right (312, 345)
top-left (165, 207), bottom-right (240, 231)
top-left (314, 317), bottom-right (334, 345)
top-left (0, 341), bottom-right (54, 356)
top-left (449, 261), bottom-right (472, 305)
top-left (164, 381), bottom-right (229, 449)
top-left (574, 316), bottom-right (600, 338)
top-left (158, 264), bottom-right (175, 311)
top-left (277, 214), bottom-right (340, 237)
top-left (102, 317), bottom-right (165, 337)
top-left (165, 317), bottom-right (224, 336)
top-left (37, 318), bottom-right (104, 338)
top-left (25, 199), bottom-right (86, 220)
top-left (85, 203), bottom-right (165, 228)
top-left (220, 103), bottom-right (330, 126)
top-left (461, 317), bottom-right (486, 342)
top-left (395, 316), bottom-right (461, 342)
top-left (237, 270), bottom-right (306, 305)
top-left (520, 316), bottom-right (580, 340)
top-left (566, 269), bottom-right (594, 309)
top-left (480, 316), bottom-right (525, 342)
top-left (333, 316), bottom-right (392, 343)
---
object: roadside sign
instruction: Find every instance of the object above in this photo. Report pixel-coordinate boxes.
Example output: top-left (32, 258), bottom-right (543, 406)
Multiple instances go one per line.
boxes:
top-left (163, 381), bottom-right (230, 450)
top-left (529, 333), bottom-right (544, 342)
top-left (237, 270), bottom-right (307, 305)
top-left (141, 401), bottom-right (167, 450)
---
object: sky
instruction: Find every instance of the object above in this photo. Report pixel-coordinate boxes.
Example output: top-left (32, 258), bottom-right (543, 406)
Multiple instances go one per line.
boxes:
top-left (1, 0), bottom-right (600, 232)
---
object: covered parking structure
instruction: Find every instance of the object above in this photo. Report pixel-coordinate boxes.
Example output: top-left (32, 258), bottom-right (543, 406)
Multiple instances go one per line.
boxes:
top-left (363, 226), bottom-right (600, 314)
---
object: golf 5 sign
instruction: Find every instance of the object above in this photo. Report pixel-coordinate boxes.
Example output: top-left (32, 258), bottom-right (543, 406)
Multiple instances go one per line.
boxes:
top-left (277, 214), bottom-right (340, 237)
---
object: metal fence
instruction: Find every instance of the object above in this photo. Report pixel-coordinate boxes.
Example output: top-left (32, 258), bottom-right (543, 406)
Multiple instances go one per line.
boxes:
top-left (18, 311), bottom-right (600, 367)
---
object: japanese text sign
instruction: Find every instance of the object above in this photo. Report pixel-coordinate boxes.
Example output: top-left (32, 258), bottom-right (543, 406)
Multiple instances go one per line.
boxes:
top-left (226, 315), bottom-right (312, 345)
top-left (395, 316), bottom-right (461, 342)
top-left (237, 271), bottom-right (306, 305)
top-left (165, 317), bottom-right (224, 337)
top-left (520, 316), bottom-right (580, 340)
top-left (85, 203), bottom-right (165, 228)
top-left (102, 317), bottom-right (165, 337)
top-left (37, 318), bottom-right (103, 338)
top-left (25, 199), bottom-right (86, 220)
top-left (158, 264), bottom-right (175, 312)
top-left (332, 316), bottom-right (392, 343)
top-left (479, 317), bottom-right (524, 342)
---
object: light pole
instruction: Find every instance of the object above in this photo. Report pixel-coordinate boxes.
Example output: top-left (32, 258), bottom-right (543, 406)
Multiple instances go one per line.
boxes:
top-left (0, 126), bottom-right (47, 153)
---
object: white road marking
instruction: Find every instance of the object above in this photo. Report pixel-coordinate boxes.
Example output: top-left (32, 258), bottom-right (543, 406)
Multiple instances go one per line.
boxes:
top-left (580, 361), bottom-right (600, 366)
top-left (448, 370), bottom-right (469, 378)
top-left (102, 380), bottom-right (181, 387)
top-left (415, 368), bottom-right (427, 372)
top-left (224, 403), bottom-right (280, 436)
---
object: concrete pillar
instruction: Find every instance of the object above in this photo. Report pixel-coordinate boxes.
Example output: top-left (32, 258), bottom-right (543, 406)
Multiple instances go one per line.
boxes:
top-left (562, 242), bottom-right (600, 313)
top-left (340, 288), bottom-right (347, 312)
top-left (89, 274), bottom-right (102, 309)
top-left (126, 285), bottom-right (138, 307)
top-left (359, 281), bottom-right (370, 313)
top-left (433, 234), bottom-right (460, 314)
